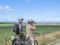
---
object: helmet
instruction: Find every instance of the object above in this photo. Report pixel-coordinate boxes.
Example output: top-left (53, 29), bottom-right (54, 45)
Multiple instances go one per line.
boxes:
top-left (18, 18), bottom-right (24, 20)
top-left (28, 19), bottom-right (34, 23)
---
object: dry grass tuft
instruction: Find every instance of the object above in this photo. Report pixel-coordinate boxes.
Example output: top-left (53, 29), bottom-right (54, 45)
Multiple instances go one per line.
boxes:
top-left (35, 31), bottom-right (60, 44)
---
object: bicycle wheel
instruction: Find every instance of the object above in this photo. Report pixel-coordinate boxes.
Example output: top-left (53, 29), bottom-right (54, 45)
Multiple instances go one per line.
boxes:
top-left (13, 41), bottom-right (20, 45)
top-left (13, 40), bottom-right (25, 45)
top-left (34, 40), bottom-right (38, 45)
top-left (13, 42), bottom-right (17, 45)
top-left (27, 40), bottom-right (38, 45)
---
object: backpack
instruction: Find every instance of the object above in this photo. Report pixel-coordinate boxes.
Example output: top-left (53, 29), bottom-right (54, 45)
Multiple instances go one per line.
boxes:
top-left (13, 24), bottom-right (19, 34)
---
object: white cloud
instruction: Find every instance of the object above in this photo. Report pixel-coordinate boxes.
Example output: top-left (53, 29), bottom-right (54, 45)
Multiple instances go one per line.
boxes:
top-left (0, 5), bottom-right (13, 11)
top-left (5, 5), bottom-right (13, 11)
top-left (43, 17), bottom-right (60, 22)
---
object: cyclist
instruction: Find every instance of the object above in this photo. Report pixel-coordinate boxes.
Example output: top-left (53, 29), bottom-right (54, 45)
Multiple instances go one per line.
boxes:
top-left (12, 18), bottom-right (24, 45)
top-left (26, 19), bottom-right (36, 45)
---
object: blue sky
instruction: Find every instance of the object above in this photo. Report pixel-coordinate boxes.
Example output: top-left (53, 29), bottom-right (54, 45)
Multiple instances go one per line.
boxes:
top-left (0, 0), bottom-right (60, 22)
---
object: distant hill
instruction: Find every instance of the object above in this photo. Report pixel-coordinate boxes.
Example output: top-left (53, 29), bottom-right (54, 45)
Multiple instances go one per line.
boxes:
top-left (0, 22), bottom-right (17, 24)
top-left (0, 22), bottom-right (60, 24)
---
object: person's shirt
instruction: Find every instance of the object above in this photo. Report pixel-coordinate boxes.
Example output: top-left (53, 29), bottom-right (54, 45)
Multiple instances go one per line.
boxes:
top-left (26, 24), bottom-right (36, 31)
top-left (26, 24), bottom-right (36, 36)
top-left (18, 23), bottom-right (22, 31)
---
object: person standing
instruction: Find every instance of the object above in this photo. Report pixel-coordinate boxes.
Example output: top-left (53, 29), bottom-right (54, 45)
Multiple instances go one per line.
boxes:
top-left (17, 18), bottom-right (24, 36)
top-left (12, 18), bottom-right (24, 45)
top-left (26, 19), bottom-right (36, 45)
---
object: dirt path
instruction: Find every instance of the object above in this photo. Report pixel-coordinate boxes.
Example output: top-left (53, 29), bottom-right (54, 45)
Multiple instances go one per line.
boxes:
top-left (54, 42), bottom-right (60, 45)
top-left (35, 31), bottom-right (60, 45)
top-left (53, 39), bottom-right (60, 45)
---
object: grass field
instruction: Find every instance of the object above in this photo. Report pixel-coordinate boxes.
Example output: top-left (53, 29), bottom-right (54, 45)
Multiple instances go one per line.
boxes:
top-left (0, 24), bottom-right (60, 45)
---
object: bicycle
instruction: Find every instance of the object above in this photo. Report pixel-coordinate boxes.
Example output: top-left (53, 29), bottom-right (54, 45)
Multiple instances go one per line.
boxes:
top-left (12, 32), bottom-right (39, 45)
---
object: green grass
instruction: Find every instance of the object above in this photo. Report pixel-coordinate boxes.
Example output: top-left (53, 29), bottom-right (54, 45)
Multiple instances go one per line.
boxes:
top-left (0, 24), bottom-right (60, 45)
